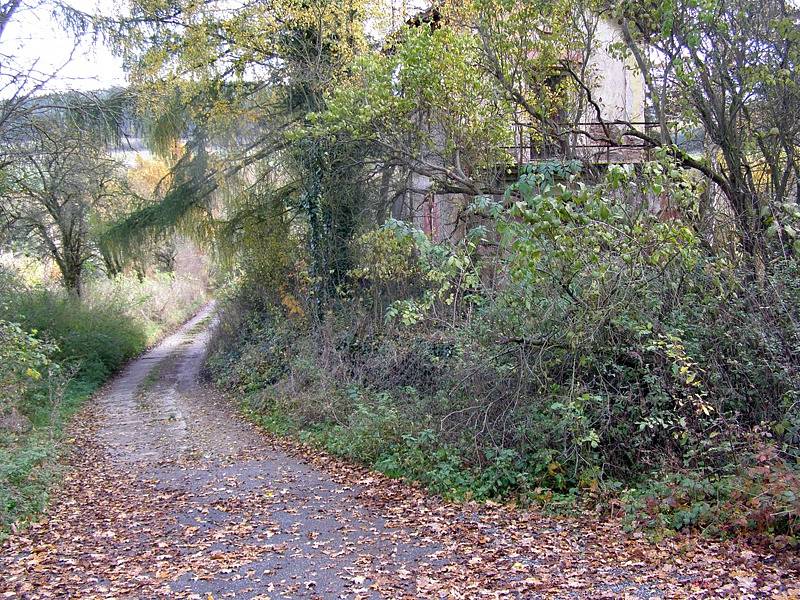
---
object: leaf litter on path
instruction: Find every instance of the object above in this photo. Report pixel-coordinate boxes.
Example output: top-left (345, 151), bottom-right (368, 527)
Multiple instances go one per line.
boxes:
top-left (2, 306), bottom-right (798, 599)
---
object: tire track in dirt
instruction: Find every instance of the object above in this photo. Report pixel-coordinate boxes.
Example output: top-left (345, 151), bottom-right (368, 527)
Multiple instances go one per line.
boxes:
top-left (2, 304), bottom-right (443, 598)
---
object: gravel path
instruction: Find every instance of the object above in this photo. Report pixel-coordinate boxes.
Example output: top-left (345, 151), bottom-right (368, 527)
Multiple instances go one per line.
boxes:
top-left (1, 305), bottom-right (798, 599)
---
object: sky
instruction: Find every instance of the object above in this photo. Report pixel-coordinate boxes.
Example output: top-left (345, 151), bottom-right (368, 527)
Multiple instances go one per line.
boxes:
top-left (0, 0), bottom-right (126, 92)
top-left (0, 0), bottom-right (431, 93)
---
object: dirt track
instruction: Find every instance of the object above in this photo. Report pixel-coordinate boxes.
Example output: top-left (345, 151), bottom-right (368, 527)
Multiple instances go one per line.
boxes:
top-left (2, 305), bottom-right (798, 599)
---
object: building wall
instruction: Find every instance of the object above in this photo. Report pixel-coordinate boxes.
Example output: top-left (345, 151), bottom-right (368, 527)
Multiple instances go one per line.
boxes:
top-left (407, 16), bottom-right (649, 243)
top-left (408, 171), bottom-right (466, 243)
top-left (586, 19), bottom-right (645, 124)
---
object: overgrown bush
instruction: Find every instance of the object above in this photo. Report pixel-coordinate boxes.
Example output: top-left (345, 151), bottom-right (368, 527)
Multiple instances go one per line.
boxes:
top-left (623, 445), bottom-right (800, 546)
top-left (207, 158), bottom-right (800, 541)
top-left (0, 320), bottom-right (57, 416)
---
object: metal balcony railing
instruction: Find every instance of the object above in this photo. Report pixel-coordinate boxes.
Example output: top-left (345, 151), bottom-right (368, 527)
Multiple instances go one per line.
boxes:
top-left (506, 121), bottom-right (660, 165)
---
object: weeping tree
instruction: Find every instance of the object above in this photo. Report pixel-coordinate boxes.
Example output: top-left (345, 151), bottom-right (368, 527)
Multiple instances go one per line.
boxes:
top-left (104, 0), bottom-right (376, 314)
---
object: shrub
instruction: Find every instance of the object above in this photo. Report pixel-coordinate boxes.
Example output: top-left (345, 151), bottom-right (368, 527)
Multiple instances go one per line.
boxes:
top-left (623, 445), bottom-right (800, 546)
top-left (0, 320), bottom-right (57, 415)
top-left (207, 158), bottom-right (800, 540)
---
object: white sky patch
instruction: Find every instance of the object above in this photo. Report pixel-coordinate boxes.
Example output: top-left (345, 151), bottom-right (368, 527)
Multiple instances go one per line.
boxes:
top-left (0, 0), bottom-right (125, 92)
top-left (0, 0), bottom-right (433, 94)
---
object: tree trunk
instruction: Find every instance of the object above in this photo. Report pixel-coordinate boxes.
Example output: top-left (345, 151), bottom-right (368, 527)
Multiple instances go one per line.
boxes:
top-left (61, 261), bottom-right (83, 298)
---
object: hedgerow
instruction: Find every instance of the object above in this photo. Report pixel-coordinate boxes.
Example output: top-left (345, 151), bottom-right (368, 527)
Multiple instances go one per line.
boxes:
top-left (207, 159), bottom-right (800, 544)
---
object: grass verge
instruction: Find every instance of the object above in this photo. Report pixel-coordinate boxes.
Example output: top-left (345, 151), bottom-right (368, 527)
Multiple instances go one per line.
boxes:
top-left (0, 275), bottom-right (207, 538)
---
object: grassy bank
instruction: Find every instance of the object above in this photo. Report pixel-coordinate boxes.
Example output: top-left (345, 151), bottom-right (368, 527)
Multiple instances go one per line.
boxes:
top-left (0, 270), bottom-right (206, 537)
top-left (208, 305), bottom-right (800, 546)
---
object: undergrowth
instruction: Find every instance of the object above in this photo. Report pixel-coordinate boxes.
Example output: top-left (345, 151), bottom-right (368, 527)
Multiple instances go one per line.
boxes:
top-left (209, 304), bottom-right (800, 547)
top-left (206, 161), bottom-right (800, 547)
top-left (0, 378), bottom-right (94, 540)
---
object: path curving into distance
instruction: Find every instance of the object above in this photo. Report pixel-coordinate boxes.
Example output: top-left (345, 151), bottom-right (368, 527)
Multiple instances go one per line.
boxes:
top-left (2, 304), bottom-right (798, 598)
